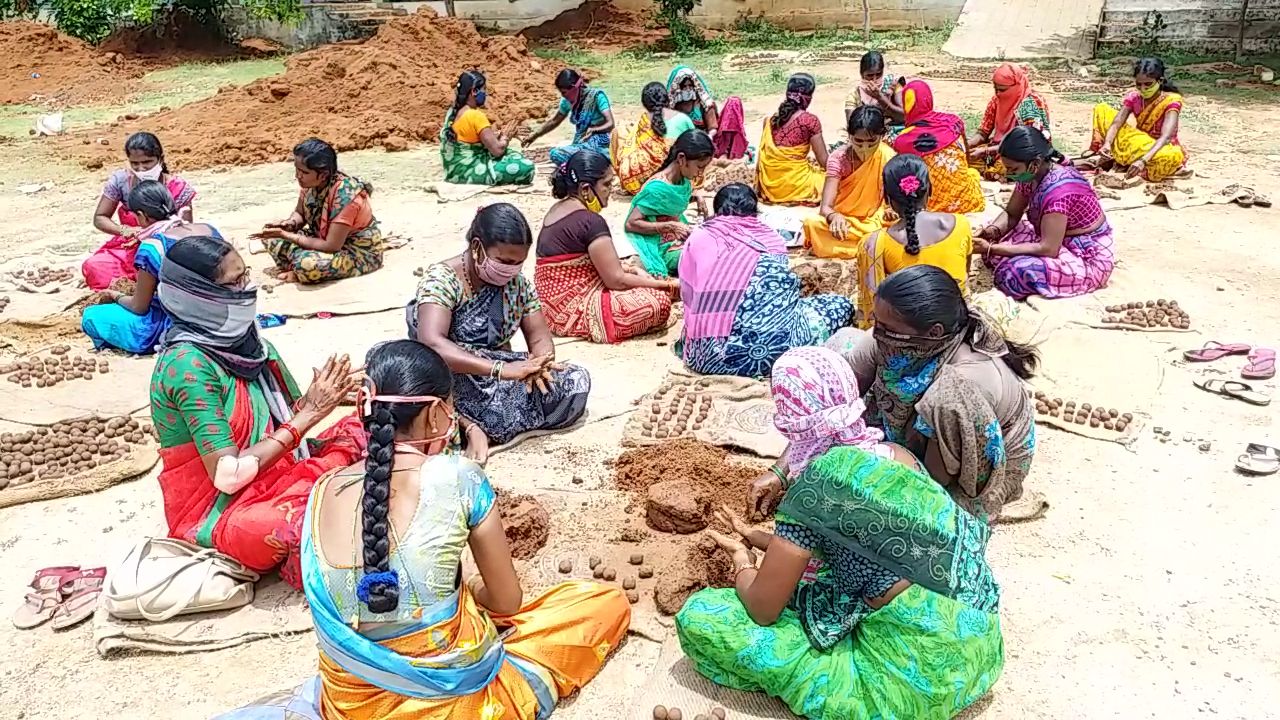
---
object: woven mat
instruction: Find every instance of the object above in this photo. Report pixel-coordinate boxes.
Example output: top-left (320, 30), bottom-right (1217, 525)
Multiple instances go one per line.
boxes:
top-left (1093, 173), bottom-right (1267, 213)
top-left (632, 633), bottom-right (796, 720)
top-left (93, 576), bottom-right (311, 657)
top-left (1022, 263), bottom-right (1200, 335)
top-left (0, 428), bottom-right (157, 509)
top-left (243, 238), bottom-right (417, 319)
top-left (622, 369), bottom-right (786, 458)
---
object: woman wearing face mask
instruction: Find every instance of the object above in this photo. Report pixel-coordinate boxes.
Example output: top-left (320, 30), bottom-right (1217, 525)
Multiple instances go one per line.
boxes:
top-left (409, 203), bottom-right (591, 446)
top-left (82, 182), bottom-right (224, 354)
top-left (535, 150), bottom-right (676, 343)
top-left (440, 70), bottom-right (536, 186)
top-left (523, 68), bottom-right (615, 166)
top-left (756, 73), bottom-right (827, 206)
top-left (293, 339), bottom-right (629, 720)
top-left (844, 51), bottom-right (905, 134)
top-left (667, 65), bottom-right (719, 134)
top-left (892, 80), bottom-right (985, 214)
top-left (750, 265), bottom-right (1040, 523)
top-left (84, 131), bottom-right (196, 291)
top-left (802, 106), bottom-right (896, 259)
top-left (1091, 57), bottom-right (1186, 181)
top-left (856, 153), bottom-right (973, 326)
top-left (149, 235), bottom-right (367, 588)
top-left (624, 129), bottom-right (715, 278)
top-left (966, 63), bottom-right (1052, 178)
top-left (976, 126), bottom-right (1114, 300)
top-left (678, 184), bottom-right (852, 378)
top-left (251, 138), bottom-right (384, 285)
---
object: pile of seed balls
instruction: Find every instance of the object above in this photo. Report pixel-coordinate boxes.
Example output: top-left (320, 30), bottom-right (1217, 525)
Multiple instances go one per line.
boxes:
top-left (2, 346), bottom-right (109, 388)
top-left (1102, 300), bottom-right (1190, 329)
top-left (640, 382), bottom-right (714, 440)
top-left (558, 553), bottom-right (653, 605)
top-left (13, 267), bottom-right (75, 288)
top-left (1034, 392), bottom-right (1134, 431)
top-left (0, 416), bottom-right (151, 491)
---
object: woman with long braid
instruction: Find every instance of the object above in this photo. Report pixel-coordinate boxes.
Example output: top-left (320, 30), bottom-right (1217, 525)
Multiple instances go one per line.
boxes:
top-left (756, 73), bottom-right (827, 205)
top-left (440, 70), bottom-right (536, 185)
top-left (300, 340), bottom-right (629, 719)
top-left (855, 153), bottom-right (973, 328)
top-left (611, 81), bottom-right (696, 195)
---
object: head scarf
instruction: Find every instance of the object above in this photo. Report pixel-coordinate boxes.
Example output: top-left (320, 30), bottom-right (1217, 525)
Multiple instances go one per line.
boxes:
top-left (991, 63), bottom-right (1031, 141)
top-left (667, 65), bottom-right (713, 108)
top-left (713, 96), bottom-right (747, 160)
top-left (680, 214), bottom-right (785, 346)
top-left (892, 79), bottom-right (965, 157)
top-left (158, 256), bottom-right (266, 381)
top-left (772, 346), bottom-right (885, 478)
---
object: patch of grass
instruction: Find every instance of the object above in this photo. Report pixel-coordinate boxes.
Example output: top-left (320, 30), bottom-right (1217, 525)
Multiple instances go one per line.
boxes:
top-left (1062, 92), bottom-right (1114, 107)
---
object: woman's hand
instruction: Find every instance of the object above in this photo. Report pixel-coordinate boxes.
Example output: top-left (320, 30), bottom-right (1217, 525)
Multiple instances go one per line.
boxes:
top-left (827, 213), bottom-right (849, 241)
top-left (977, 223), bottom-right (1003, 241)
top-left (748, 470), bottom-right (784, 520)
top-left (662, 222), bottom-right (691, 241)
top-left (250, 227), bottom-right (289, 241)
top-left (714, 505), bottom-right (754, 541)
top-left (265, 217), bottom-right (303, 231)
top-left (1126, 157), bottom-right (1148, 180)
top-left (90, 290), bottom-right (123, 306)
top-left (297, 354), bottom-right (358, 417)
top-left (883, 208), bottom-right (899, 223)
top-left (665, 278), bottom-right (682, 301)
top-left (464, 423), bottom-right (490, 466)
top-left (973, 236), bottom-right (992, 255)
top-left (706, 528), bottom-right (754, 568)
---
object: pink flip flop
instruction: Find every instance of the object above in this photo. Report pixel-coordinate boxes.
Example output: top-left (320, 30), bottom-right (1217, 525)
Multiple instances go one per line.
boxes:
top-left (1243, 348), bottom-right (1276, 380)
top-left (1183, 342), bottom-right (1251, 362)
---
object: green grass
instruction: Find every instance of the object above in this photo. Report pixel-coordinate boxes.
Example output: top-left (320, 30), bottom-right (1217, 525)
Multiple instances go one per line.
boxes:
top-left (0, 58), bottom-right (284, 139)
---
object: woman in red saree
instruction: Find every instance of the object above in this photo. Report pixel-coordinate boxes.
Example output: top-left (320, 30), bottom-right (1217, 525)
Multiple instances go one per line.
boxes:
top-left (535, 150), bottom-right (676, 343)
top-left (85, 132), bottom-right (196, 291)
top-left (150, 234), bottom-right (364, 588)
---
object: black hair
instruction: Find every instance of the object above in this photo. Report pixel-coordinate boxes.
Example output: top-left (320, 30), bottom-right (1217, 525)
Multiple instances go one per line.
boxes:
top-left (1133, 57), bottom-right (1178, 92)
top-left (358, 339), bottom-right (454, 614)
top-left (882, 154), bottom-right (932, 255)
top-left (658, 128), bottom-right (715, 172)
top-left (998, 126), bottom-right (1065, 165)
top-left (712, 183), bottom-right (758, 217)
top-left (641, 81), bottom-right (670, 137)
top-left (445, 70), bottom-right (486, 143)
top-left (126, 180), bottom-right (176, 223)
top-left (555, 68), bottom-right (582, 90)
top-left (860, 50), bottom-right (885, 77)
top-left (848, 105), bottom-right (886, 136)
top-left (878, 266), bottom-right (1039, 379)
top-left (551, 149), bottom-right (612, 200)
top-left (470, 202), bottom-right (532, 249)
top-left (166, 235), bottom-right (234, 281)
top-left (772, 72), bottom-right (816, 131)
top-left (293, 137), bottom-right (337, 180)
top-left (124, 131), bottom-right (168, 175)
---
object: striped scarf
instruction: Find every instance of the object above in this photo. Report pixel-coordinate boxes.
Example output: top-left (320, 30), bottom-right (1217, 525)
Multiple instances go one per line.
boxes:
top-left (157, 259), bottom-right (266, 381)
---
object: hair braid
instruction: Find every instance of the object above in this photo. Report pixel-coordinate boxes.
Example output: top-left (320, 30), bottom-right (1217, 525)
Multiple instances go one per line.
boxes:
top-left (901, 195), bottom-right (921, 255)
top-left (359, 403), bottom-right (400, 614)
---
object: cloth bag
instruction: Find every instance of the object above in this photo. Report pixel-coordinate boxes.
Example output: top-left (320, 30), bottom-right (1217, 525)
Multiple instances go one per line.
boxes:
top-left (104, 537), bottom-right (260, 622)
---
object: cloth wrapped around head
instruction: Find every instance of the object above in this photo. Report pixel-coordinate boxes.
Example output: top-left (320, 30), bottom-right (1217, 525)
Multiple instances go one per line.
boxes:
top-left (771, 346), bottom-right (884, 478)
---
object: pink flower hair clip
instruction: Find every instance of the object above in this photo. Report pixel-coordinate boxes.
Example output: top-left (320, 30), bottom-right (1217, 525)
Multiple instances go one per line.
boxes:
top-left (899, 176), bottom-right (921, 196)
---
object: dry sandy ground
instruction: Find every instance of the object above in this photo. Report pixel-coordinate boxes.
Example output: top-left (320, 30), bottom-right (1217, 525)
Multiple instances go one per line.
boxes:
top-left (1, 56), bottom-right (1279, 719)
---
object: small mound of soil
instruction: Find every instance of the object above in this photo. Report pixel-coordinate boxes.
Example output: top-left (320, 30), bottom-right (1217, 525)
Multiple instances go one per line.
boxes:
top-left (519, 0), bottom-right (666, 52)
top-left (0, 21), bottom-right (140, 106)
top-left (496, 491), bottom-right (550, 560)
top-left (792, 259), bottom-right (855, 298)
top-left (613, 439), bottom-right (763, 522)
top-left (646, 479), bottom-right (709, 534)
top-left (653, 535), bottom-right (735, 615)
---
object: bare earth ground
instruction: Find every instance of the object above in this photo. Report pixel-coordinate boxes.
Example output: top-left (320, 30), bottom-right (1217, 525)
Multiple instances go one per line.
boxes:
top-left (2, 52), bottom-right (1280, 719)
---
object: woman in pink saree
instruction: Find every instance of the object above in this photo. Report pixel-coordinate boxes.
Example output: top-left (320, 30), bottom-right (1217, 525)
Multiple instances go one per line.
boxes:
top-left (84, 132), bottom-right (196, 291)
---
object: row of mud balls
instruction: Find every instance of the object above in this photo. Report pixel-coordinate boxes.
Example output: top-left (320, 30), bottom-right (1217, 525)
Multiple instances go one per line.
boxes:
top-left (1034, 393), bottom-right (1133, 431)
top-left (13, 267), bottom-right (75, 288)
top-left (654, 706), bottom-right (728, 719)
top-left (558, 554), bottom-right (654, 604)
top-left (3, 347), bottom-right (110, 388)
top-left (1102, 299), bottom-right (1189, 329)
top-left (0, 416), bottom-right (151, 490)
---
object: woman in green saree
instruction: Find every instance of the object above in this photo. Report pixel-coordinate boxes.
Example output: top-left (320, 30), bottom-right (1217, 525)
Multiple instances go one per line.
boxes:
top-left (623, 129), bottom-right (714, 278)
top-left (440, 70), bottom-right (536, 186)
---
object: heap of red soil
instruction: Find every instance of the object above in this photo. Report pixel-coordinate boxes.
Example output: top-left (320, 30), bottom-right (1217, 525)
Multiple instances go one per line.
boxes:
top-left (614, 439), bottom-right (763, 515)
top-left (496, 490), bottom-right (551, 560)
top-left (54, 10), bottom-right (565, 171)
top-left (520, 1), bottom-right (666, 52)
top-left (653, 534), bottom-right (735, 615)
top-left (0, 21), bottom-right (143, 106)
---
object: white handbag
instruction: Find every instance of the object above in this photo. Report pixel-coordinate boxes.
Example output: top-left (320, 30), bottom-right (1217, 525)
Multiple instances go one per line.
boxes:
top-left (104, 537), bottom-right (261, 622)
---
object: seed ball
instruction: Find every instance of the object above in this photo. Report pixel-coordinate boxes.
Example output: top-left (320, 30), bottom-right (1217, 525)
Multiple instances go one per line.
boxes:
top-left (589, 555), bottom-right (602, 569)
top-left (669, 709), bottom-right (683, 720)
top-left (639, 565), bottom-right (653, 579)
top-left (592, 565), bottom-right (605, 579)
top-left (1089, 419), bottom-right (1101, 428)
top-left (654, 707), bottom-right (669, 720)
top-left (1074, 416), bottom-right (1086, 425)
top-left (602, 568), bottom-right (617, 582)
top-left (626, 589), bottom-right (639, 604)
top-left (629, 553), bottom-right (644, 565)
top-left (712, 709), bottom-right (727, 720)
top-left (1103, 421), bottom-right (1115, 430)
top-left (623, 577), bottom-right (636, 590)
top-left (558, 559), bottom-right (573, 574)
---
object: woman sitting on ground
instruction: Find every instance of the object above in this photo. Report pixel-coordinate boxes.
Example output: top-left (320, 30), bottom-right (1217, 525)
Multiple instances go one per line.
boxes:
top-left (252, 138), bottom-right (383, 285)
top-left (892, 79), bottom-right (985, 214)
top-left (523, 69), bottom-right (615, 166)
top-left (82, 182), bottom-right (223, 354)
top-left (844, 50), bottom-right (904, 134)
top-left (409, 203), bottom-right (591, 446)
top-left (977, 126), bottom-right (1114, 300)
top-left (535, 151), bottom-right (676, 343)
top-left (967, 62), bottom-right (1052, 178)
top-left (668, 65), bottom-right (719, 133)
top-left (676, 345), bottom-right (1003, 720)
top-left (754, 266), bottom-right (1039, 521)
top-left (612, 82), bottom-right (696, 195)
top-left (84, 131), bottom-right (196, 291)
top-left (678, 184), bottom-right (852, 378)
top-left (440, 70), bottom-right (536, 186)
top-left (856, 153), bottom-right (973, 326)
top-left (300, 339), bottom-right (629, 719)
top-left (757, 73), bottom-right (827, 206)
top-left (1091, 57), bottom-right (1187, 181)
top-left (150, 234), bottom-right (366, 589)
top-left (802, 106), bottom-right (896, 259)
top-left (624, 129), bottom-right (715, 278)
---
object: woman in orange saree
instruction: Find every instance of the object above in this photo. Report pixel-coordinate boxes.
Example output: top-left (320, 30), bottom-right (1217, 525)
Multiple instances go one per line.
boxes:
top-left (802, 106), bottom-right (895, 259)
top-left (892, 79), bottom-right (984, 214)
top-left (1091, 57), bottom-right (1186, 181)
top-left (612, 82), bottom-right (697, 195)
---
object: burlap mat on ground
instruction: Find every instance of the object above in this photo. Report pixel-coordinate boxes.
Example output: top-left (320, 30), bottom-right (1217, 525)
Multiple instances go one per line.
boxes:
top-left (0, 254), bottom-right (91, 321)
top-left (0, 350), bottom-right (152, 424)
top-left (632, 632), bottom-right (796, 720)
top-left (622, 369), bottom-right (785, 459)
top-left (93, 576), bottom-right (312, 657)
top-left (1093, 172), bottom-right (1266, 213)
top-left (1023, 263), bottom-right (1198, 334)
top-left (244, 240), bottom-right (419, 318)
top-left (0, 430), bottom-right (157, 509)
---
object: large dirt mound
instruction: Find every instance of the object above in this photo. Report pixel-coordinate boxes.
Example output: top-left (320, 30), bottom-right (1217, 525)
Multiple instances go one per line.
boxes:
top-left (0, 21), bottom-right (141, 106)
top-left (55, 10), bottom-right (565, 171)
top-left (520, 0), bottom-right (666, 52)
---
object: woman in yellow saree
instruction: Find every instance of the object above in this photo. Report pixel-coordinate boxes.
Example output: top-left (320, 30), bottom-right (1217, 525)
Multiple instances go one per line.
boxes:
top-left (803, 106), bottom-right (895, 259)
top-left (757, 73), bottom-right (827, 206)
top-left (1091, 57), bottom-right (1186, 181)
top-left (612, 82), bottom-right (697, 195)
top-left (300, 340), bottom-right (627, 720)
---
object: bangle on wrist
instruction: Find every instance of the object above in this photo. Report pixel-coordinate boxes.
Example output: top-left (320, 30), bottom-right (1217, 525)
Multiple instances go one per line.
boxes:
top-left (769, 464), bottom-right (789, 487)
top-left (490, 360), bottom-right (504, 380)
top-left (279, 422), bottom-right (303, 450)
top-left (734, 564), bottom-right (757, 584)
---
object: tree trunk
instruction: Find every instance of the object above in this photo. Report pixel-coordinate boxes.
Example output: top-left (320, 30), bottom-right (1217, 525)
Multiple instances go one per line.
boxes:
top-left (1236, 0), bottom-right (1250, 61)
top-left (861, 0), bottom-right (871, 42)
top-left (445, 0), bottom-right (456, 17)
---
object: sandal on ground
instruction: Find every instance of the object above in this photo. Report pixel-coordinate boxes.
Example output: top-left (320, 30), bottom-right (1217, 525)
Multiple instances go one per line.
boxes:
top-left (1242, 348), bottom-right (1276, 380)
top-left (12, 566), bottom-right (80, 630)
top-left (1194, 378), bottom-right (1272, 406)
top-left (1183, 341), bottom-right (1251, 362)
top-left (49, 567), bottom-right (107, 631)
top-left (1236, 444), bottom-right (1280, 476)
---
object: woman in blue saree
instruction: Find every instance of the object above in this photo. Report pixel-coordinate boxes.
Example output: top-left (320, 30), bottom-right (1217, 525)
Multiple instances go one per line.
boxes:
top-left (524, 69), bottom-right (615, 166)
top-left (81, 180), bottom-right (224, 354)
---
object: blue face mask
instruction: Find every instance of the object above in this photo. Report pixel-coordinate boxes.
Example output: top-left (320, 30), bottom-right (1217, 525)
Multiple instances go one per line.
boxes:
top-left (474, 90), bottom-right (487, 107)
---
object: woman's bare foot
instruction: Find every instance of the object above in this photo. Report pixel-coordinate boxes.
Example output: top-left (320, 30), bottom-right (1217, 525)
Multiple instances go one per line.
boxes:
top-left (277, 271), bottom-right (299, 284)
